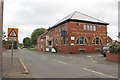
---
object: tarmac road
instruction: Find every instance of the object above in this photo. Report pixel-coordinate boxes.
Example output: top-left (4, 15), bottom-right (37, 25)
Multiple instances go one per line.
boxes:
top-left (17, 48), bottom-right (118, 78)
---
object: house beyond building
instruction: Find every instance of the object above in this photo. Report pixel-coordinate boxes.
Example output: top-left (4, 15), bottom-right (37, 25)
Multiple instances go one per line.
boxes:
top-left (37, 11), bottom-right (112, 53)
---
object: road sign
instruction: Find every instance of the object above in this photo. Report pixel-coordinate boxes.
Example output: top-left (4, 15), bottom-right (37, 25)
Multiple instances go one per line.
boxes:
top-left (8, 28), bottom-right (18, 41)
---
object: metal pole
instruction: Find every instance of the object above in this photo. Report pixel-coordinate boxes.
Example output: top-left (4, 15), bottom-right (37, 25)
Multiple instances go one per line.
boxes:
top-left (118, 1), bottom-right (120, 42)
top-left (118, 1), bottom-right (120, 79)
top-left (11, 41), bottom-right (14, 65)
top-left (0, 0), bottom-right (3, 79)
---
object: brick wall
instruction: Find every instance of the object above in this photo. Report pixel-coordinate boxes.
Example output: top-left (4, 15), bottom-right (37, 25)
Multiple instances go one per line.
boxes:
top-left (37, 37), bottom-right (46, 52)
top-left (38, 21), bottom-right (108, 53)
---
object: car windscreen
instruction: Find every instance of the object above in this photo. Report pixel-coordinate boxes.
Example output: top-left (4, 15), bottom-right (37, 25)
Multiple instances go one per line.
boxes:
top-left (102, 46), bottom-right (109, 50)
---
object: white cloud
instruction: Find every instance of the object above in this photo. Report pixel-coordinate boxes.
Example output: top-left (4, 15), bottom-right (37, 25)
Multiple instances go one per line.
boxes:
top-left (3, 0), bottom-right (119, 43)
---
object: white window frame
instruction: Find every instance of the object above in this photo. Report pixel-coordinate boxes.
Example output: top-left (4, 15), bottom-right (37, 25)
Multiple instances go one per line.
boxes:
top-left (93, 25), bottom-right (96, 31)
top-left (90, 25), bottom-right (93, 31)
top-left (84, 24), bottom-right (87, 31)
top-left (76, 37), bottom-right (88, 45)
top-left (92, 37), bottom-right (102, 45)
top-left (87, 25), bottom-right (90, 31)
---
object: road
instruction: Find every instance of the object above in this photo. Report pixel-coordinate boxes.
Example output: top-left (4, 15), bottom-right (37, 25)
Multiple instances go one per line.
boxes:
top-left (17, 49), bottom-right (118, 78)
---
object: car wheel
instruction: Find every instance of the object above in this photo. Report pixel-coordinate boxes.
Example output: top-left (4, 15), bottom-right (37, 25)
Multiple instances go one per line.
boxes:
top-left (104, 55), bottom-right (106, 57)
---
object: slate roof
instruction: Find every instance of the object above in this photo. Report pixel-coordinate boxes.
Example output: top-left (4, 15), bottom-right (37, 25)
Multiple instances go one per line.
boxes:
top-left (48, 11), bottom-right (109, 30)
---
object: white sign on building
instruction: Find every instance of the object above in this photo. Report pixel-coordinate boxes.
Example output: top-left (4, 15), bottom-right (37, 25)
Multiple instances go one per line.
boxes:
top-left (71, 36), bottom-right (75, 40)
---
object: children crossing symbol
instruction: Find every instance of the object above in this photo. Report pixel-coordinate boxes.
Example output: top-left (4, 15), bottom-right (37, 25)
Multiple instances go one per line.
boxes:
top-left (9, 29), bottom-right (17, 37)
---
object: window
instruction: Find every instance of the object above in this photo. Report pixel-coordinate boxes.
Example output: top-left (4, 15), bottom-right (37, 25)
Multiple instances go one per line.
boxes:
top-left (87, 25), bottom-right (90, 31)
top-left (77, 23), bottom-right (80, 26)
top-left (93, 25), bottom-right (96, 31)
top-left (84, 24), bottom-right (87, 31)
top-left (80, 37), bottom-right (84, 44)
top-left (96, 37), bottom-right (99, 44)
top-left (54, 38), bottom-right (59, 45)
top-left (84, 24), bottom-right (97, 31)
top-left (90, 25), bottom-right (93, 31)
top-left (92, 37), bottom-right (102, 45)
top-left (58, 27), bottom-right (61, 32)
top-left (62, 37), bottom-right (68, 44)
top-left (76, 37), bottom-right (87, 45)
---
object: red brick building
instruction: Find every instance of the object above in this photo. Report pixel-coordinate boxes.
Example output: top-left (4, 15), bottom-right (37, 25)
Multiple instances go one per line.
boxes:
top-left (37, 11), bottom-right (112, 53)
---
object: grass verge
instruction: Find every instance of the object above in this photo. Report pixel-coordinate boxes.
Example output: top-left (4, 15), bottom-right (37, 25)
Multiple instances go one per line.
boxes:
top-left (28, 48), bottom-right (38, 51)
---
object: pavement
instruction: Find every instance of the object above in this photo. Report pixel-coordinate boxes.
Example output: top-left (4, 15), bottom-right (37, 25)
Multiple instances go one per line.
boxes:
top-left (91, 53), bottom-right (119, 66)
top-left (3, 50), bottom-right (31, 78)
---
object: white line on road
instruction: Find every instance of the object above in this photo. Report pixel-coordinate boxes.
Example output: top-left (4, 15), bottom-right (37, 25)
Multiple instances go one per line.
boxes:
top-left (98, 54), bottom-right (103, 56)
top-left (87, 56), bottom-right (92, 58)
top-left (82, 68), bottom-right (117, 78)
top-left (18, 57), bottom-right (29, 74)
top-left (52, 59), bottom-right (68, 65)
top-left (92, 60), bottom-right (98, 63)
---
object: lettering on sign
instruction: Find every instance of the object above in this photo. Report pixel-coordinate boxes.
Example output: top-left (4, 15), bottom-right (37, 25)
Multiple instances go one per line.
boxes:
top-left (8, 37), bottom-right (16, 41)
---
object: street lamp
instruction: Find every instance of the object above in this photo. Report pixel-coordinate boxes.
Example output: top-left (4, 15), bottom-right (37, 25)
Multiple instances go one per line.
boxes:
top-left (118, 32), bottom-right (120, 42)
top-left (0, 0), bottom-right (4, 79)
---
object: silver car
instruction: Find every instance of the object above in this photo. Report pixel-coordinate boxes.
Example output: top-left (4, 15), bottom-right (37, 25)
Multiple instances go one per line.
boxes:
top-left (101, 45), bottom-right (111, 57)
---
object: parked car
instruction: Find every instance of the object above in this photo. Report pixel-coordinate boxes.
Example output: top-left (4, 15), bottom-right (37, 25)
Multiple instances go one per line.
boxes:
top-left (101, 45), bottom-right (112, 57)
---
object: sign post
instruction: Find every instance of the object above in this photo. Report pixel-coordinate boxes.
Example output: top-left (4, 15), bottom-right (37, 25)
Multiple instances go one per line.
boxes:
top-left (8, 28), bottom-right (18, 65)
top-left (11, 41), bottom-right (13, 65)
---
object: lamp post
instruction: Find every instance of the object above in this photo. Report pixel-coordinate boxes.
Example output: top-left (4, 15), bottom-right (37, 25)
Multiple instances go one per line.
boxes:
top-left (0, 0), bottom-right (4, 79)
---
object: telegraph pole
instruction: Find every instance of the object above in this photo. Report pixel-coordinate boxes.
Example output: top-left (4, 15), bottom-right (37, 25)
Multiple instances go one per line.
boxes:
top-left (118, 1), bottom-right (120, 42)
top-left (0, 0), bottom-right (4, 79)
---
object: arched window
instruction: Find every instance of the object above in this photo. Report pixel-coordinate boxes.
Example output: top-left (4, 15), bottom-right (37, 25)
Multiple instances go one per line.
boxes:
top-left (92, 37), bottom-right (102, 45)
top-left (76, 37), bottom-right (88, 45)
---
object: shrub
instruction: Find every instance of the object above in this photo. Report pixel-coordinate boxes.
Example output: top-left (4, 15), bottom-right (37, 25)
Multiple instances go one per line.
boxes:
top-left (109, 44), bottom-right (120, 54)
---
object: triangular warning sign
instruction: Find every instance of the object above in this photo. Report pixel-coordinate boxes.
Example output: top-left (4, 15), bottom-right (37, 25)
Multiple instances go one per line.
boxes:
top-left (9, 29), bottom-right (17, 37)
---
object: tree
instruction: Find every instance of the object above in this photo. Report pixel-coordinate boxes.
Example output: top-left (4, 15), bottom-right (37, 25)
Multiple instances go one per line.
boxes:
top-left (13, 41), bottom-right (18, 49)
top-left (19, 43), bottom-right (23, 48)
top-left (31, 28), bottom-right (46, 45)
top-left (23, 37), bottom-right (31, 48)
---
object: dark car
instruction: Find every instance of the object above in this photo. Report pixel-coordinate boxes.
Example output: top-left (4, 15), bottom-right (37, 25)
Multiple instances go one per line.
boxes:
top-left (101, 45), bottom-right (111, 57)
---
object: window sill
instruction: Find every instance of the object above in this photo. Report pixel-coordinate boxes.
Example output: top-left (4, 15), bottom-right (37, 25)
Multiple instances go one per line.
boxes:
top-left (75, 44), bottom-right (87, 46)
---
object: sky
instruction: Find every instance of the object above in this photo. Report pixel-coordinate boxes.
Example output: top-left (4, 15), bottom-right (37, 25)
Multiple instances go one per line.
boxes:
top-left (3, 0), bottom-right (119, 43)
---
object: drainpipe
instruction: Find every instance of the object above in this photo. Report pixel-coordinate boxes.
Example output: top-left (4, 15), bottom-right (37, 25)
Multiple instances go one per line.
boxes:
top-left (68, 21), bottom-right (71, 54)
top-left (106, 27), bottom-right (108, 45)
